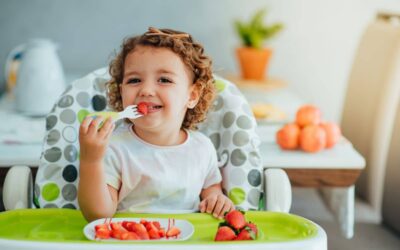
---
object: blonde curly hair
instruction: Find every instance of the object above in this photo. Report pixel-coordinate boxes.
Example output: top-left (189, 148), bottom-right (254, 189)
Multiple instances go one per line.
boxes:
top-left (107, 27), bottom-right (215, 130)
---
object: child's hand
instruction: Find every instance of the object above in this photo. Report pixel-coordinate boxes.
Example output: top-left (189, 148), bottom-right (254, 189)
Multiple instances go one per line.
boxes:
top-left (199, 193), bottom-right (234, 219)
top-left (79, 116), bottom-right (115, 164)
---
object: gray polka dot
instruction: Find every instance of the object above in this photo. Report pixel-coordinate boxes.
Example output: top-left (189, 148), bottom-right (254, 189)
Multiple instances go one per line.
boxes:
top-left (230, 168), bottom-right (246, 185)
top-left (248, 169), bottom-right (262, 187)
top-left (222, 130), bottom-right (232, 148)
top-left (46, 130), bottom-right (60, 145)
top-left (233, 130), bottom-right (250, 146)
top-left (236, 115), bottom-right (252, 130)
top-left (76, 92), bottom-right (90, 108)
top-left (249, 151), bottom-right (261, 167)
top-left (63, 126), bottom-right (77, 143)
top-left (231, 148), bottom-right (247, 166)
top-left (60, 109), bottom-right (76, 124)
top-left (213, 96), bottom-right (223, 111)
top-left (44, 147), bottom-right (62, 162)
top-left (94, 78), bottom-right (107, 92)
top-left (43, 164), bottom-right (62, 179)
top-left (62, 184), bottom-right (77, 201)
top-left (63, 165), bottom-right (78, 182)
top-left (248, 189), bottom-right (261, 207)
top-left (64, 145), bottom-right (78, 162)
top-left (92, 95), bottom-right (107, 111)
top-left (209, 133), bottom-right (221, 150)
top-left (74, 78), bottom-right (92, 90)
top-left (46, 115), bottom-right (57, 131)
top-left (218, 150), bottom-right (230, 168)
top-left (58, 95), bottom-right (74, 108)
top-left (62, 203), bottom-right (77, 209)
top-left (44, 203), bottom-right (58, 208)
top-left (222, 112), bottom-right (236, 128)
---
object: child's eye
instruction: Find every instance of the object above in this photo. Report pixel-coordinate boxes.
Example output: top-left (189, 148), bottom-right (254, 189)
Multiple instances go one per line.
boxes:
top-left (158, 77), bottom-right (172, 84)
top-left (127, 78), bottom-right (140, 84)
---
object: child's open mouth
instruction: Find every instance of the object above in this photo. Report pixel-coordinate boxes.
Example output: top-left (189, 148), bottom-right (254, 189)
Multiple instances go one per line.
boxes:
top-left (137, 102), bottom-right (163, 114)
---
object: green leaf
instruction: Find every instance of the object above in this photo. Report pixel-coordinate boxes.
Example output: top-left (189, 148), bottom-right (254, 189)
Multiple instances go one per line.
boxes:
top-left (234, 8), bottom-right (283, 48)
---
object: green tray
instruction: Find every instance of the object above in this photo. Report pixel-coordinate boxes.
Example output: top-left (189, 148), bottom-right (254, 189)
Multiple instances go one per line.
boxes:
top-left (0, 209), bottom-right (318, 244)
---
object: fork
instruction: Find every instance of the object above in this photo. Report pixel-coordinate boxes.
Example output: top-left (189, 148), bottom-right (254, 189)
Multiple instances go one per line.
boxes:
top-left (86, 105), bottom-right (143, 122)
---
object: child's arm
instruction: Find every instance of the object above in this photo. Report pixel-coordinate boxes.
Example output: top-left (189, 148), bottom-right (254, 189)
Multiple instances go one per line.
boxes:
top-left (199, 182), bottom-right (234, 219)
top-left (78, 116), bottom-right (117, 222)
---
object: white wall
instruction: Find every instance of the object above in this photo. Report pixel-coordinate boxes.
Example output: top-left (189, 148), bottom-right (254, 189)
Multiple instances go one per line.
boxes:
top-left (0, 0), bottom-right (399, 121)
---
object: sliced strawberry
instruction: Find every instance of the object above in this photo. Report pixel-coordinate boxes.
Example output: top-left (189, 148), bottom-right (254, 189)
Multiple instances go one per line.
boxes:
top-left (152, 221), bottom-right (161, 230)
top-left (214, 226), bottom-right (236, 241)
top-left (148, 228), bottom-right (161, 239)
top-left (125, 231), bottom-right (140, 240)
top-left (166, 226), bottom-right (181, 238)
top-left (225, 210), bottom-right (246, 230)
top-left (95, 228), bottom-right (111, 239)
top-left (137, 102), bottom-right (148, 115)
top-left (132, 223), bottom-right (150, 240)
top-left (158, 228), bottom-right (166, 237)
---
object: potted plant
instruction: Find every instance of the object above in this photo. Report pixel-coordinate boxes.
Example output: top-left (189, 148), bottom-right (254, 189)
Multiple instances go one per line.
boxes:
top-left (235, 9), bottom-right (283, 81)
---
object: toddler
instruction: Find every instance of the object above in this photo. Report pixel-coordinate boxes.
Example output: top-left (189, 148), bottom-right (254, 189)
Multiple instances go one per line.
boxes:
top-left (78, 27), bottom-right (234, 222)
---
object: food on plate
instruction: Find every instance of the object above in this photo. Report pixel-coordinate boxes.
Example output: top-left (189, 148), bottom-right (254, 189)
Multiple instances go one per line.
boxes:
top-left (137, 102), bottom-right (148, 115)
top-left (295, 105), bottom-right (321, 128)
top-left (320, 122), bottom-right (341, 148)
top-left (94, 218), bottom-right (180, 240)
top-left (276, 123), bottom-right (300, 150)
top-left (251, 103), bottom-right (287, 121)
top-left (276, 104), bottom-right (342, 153)
top-left (214, 210), bottom-right (258, 241)
top-left (299, 125), bottom-right (326, 153)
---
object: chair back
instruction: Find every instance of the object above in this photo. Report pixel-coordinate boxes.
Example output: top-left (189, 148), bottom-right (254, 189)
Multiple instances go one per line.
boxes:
top-left (34, 68), bottom-right (264, 210)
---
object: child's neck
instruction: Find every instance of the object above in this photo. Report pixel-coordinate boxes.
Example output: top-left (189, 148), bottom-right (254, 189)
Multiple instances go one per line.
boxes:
top-left (132, 125), bottom-right (187, 146)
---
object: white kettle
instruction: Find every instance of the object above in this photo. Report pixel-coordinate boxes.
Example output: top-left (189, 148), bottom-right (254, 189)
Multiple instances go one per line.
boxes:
top-left (6, 39), bottom-right (66, 116)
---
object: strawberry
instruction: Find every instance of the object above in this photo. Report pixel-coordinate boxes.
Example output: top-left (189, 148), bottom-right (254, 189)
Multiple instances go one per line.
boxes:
top-left (235, 227), bottom-right (256, 240)
top-left (137, 102), bottom-right (148, 115)
top-left (214, 226), bottom-right (236, 241)
top-left (166, 226), bottom-right (181, 238)
top-left (246, 222), bottom-right (258, 237)
top-left (158, 228), bottom-right (166, 237)
top-left (95, 227), bottom-right (111, 239)
top-left (125, 231), bottom-right (140, 240)
top-left (225, 210), bottom-right (246, 230)
top-left (132, 223), bottom-right (150, 240)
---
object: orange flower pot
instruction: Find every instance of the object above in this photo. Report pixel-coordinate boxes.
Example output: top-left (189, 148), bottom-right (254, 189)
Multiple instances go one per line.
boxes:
top-left (236, 47), bottom-right (272, 81)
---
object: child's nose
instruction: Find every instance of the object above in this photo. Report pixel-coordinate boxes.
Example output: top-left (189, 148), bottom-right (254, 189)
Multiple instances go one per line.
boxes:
top-left (138, 81), bottom-right (156, 97)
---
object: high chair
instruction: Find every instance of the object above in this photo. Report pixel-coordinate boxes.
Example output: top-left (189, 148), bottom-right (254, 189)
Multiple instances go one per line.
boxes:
top-left (1, 68), bottom-right (327, 249)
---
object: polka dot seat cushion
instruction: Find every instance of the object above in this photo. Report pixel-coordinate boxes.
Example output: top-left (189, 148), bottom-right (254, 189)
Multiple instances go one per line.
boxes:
top-left (34, 68), bottom-right (263, 210)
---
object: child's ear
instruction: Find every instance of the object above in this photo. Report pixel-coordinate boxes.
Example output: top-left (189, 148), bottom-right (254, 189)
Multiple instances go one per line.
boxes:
top-left (187, 83), bottom-right (201, 109)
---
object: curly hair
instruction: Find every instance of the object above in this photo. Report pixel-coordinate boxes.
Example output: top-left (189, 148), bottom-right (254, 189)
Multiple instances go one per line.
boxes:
top-left (107, 27), bottom-right (215, 130)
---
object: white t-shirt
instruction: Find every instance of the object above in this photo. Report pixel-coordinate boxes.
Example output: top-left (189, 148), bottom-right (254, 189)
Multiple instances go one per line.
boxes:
top-left (103, 123), bottom-right (222, 213)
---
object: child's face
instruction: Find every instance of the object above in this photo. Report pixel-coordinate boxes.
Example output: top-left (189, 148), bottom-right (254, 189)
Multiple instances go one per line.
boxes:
top-left (120, 45), bottom-right (199, 133)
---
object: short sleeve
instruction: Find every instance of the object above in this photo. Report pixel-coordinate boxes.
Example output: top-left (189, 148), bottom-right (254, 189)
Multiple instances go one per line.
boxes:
top-left (103, 146), bottom-right (122, 190)
top-left (202, 143), bottom-right (222, 189)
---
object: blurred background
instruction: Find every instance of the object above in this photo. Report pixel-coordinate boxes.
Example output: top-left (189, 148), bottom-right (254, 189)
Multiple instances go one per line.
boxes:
top-left (1, 0), bottom-right (400, 249)
top-left (0, 0), bottom-right (398, 121)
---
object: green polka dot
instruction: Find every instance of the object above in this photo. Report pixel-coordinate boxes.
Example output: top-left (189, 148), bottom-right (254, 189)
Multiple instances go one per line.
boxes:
top-left (215, 79), bottom-right (226, 92)
top-left (77, 109), bottom-right (90, 123)
top-left (229, 187), bottom-right (246, 205)
top-left (42, 183), bottom-right (60, 202)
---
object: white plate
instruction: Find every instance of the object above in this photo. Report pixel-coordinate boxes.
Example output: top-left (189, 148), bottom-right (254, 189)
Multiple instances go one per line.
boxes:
top-left (83, 217), bottom-right (194, 242)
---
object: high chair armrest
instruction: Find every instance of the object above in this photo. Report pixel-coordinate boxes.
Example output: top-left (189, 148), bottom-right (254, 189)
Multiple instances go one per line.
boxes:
top-left (3, 166), bottom-right (32, 210)
top-left (264, 168), bottom-right (292, 212)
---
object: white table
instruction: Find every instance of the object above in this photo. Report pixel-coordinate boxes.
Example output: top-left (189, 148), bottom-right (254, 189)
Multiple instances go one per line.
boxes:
top-left (238, 83), bottom-right (365, 239)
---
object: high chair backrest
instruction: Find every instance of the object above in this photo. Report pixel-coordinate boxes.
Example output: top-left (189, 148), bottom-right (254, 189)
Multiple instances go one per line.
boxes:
top-left (34, 68), bottom-right (263, 211)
